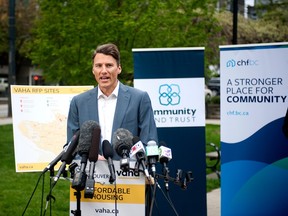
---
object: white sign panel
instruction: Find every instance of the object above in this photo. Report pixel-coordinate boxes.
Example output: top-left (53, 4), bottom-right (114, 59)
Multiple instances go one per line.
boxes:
top-left (134, 78), bottom-right (205, 127)
top-left (220, 45), bottom-right (288, 143)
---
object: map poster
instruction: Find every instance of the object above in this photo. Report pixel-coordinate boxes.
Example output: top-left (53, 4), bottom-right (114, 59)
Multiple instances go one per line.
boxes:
top-left (11, 85), bottom-right (94, 172)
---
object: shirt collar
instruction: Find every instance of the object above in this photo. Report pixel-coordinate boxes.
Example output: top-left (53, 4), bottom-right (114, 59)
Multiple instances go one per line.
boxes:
top-left (98, 80), bottom-right (119, 99)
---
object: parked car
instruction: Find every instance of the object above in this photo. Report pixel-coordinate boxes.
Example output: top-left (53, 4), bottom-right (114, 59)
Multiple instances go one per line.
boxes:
top-left (205, 85), bottom-right (212, 99)
top-left (207, 77), bottom-right (220, 96)
top-left (0, 78), bottom-right (8, 93)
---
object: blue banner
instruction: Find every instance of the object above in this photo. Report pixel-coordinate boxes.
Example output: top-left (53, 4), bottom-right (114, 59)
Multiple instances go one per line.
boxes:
top-left (133, 47), bottom-right (207, 216)
top-left (220, 42), bottom-right (288, 216)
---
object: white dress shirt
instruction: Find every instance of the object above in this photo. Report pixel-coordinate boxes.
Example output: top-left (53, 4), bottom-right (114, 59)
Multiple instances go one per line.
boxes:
top-left (97, 82), bottom-right (119, 144)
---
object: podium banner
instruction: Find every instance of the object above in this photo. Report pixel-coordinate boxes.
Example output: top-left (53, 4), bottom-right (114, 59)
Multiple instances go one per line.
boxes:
top-left (11, 85), bottom-right (93, 172)
top-left (69, 160), bottom-right (145, 216)
top-left (220, 42), bottom-right (288, 216)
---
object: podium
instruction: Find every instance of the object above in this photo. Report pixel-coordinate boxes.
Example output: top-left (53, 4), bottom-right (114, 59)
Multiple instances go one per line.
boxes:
top-left (69, 160), bottom-right (145, 216)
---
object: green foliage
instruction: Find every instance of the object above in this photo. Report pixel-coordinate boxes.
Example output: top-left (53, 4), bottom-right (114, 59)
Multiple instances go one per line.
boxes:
top-left (2, 1), bottom-right (288, 85)
top-left (0, 19), bottom-right (8, 52)
top-left (254, 0), bottom-right (288, 42)
top-left (256, 0), bottom-right (288, 24)
top-left (0, 1), bottom-right (38, 54)
top-left (205, 124), bottom-right (220, 148)
top-left (215, 10), bottom-right (288, 45)
top-left (205, 124), bottom-right (221, 187)
top-left (23, 0), bottom-right (219, 85)
top-left (207, 95), bottom-right (220, 104)
top-left (207, 178), bottom-right (221, 192)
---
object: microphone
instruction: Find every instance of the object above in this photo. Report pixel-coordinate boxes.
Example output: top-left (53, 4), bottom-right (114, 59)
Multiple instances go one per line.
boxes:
top-left (131, 136), bottom-right (150, 179)
top-left (158, 141), bottom-right (172, 190)
top-left (102, 140), bottom-right (116, 184)
top-left (43, 130), bottom-right (80, 173)
top-left (112, 128), bottom-right (133, 171)
top-left (159, 142), bottom-right (172, 165)
top-left (146, 140), bottom-right (159, 177)
top-left (52, 130), bottom-right (80, 184)
top-left (84, 125), bottom-right (101, 198)
top-left (72, 120), bottom-right (99, 191)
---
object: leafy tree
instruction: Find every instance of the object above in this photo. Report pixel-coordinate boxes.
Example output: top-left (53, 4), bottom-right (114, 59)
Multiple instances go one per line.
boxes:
top-left (23, 0), bottom-right (219, 85)
top-left (255, 0), bottom-right (288, 41)
top-left (256, 0), bottom-right (288, 23)
top-left (0, 0), bottom-right (9, 53)
top-left (211, 1), bottom-right (288, 73)
top-left (215, 8), bottom-right (288, 45)
top-left (5, 0), bottom-right (286, 85)
top-left (0, 0), bottom-right (38, 79)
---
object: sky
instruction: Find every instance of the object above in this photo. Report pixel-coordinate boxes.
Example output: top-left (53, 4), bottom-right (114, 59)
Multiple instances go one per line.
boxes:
top-left (244, 0), bottom-right (255, 18)
top-left (245, 0), bottom-right (255, 6)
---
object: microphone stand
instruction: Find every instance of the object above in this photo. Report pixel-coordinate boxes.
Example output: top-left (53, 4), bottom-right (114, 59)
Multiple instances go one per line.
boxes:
top-left (146, 171), bottom-right (194, 216)
top-left (163, 165), bottom-right (170, 191)
top-left (43, 166), bottom-right (57, 216)
top-left (145, 183), bottom-right (152, 216)
top-left (70, 162), bottom-right (83, 216)
top-left (71, 190), bottom-right (82, 216)
top-left (148, 177), bottom-right (157, 216)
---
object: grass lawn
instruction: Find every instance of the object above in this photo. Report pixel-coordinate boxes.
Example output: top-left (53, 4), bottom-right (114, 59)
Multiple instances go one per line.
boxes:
top-left (0, 123), bottom-right (220, 215)
top-left (0, 124), bottom-right (70, 216)
top-left (205, 124), bottom-right (221, 192)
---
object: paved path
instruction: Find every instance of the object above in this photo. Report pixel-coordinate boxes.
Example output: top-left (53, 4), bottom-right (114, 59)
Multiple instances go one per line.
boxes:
top-left (0, 104), bottom-right (8, 118)
top-left (207, 188), bottom-right (220, 216)
top-left (206, 119), bottom-right (220, 125)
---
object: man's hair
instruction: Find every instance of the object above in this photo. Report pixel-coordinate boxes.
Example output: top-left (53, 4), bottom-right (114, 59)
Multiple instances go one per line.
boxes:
top-left (92, 43), bottom-right (120, 66)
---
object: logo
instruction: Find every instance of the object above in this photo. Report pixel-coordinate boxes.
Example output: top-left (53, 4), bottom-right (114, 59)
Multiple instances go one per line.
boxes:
top-left (226, 59), bottom-right (236, 67)
top-left (226, 59), bottom-right (259, 68)
top-left (129, 141), bottom-right (145, 159)
top-left (159, 84), bottom-right (180, 106)
top-left (153, 80), bottom-right (198, 126)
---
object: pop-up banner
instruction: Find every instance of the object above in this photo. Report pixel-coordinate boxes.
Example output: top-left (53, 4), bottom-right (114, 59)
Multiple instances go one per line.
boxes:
top-left (220, 42), bottom-right (288, 216)
top-left (133, 47), bottom-right (207, 216)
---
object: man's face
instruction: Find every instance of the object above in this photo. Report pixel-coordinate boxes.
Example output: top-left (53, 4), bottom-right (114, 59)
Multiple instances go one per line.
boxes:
top-left (92, 53), bottom-right (121, 96)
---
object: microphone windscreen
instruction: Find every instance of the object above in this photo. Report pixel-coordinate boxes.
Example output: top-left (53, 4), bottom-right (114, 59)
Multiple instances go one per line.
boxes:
top-left (88, 126), bottom-right (101, 162)
top-left (112, 128), bottom-right (133, 156)
top-left (102, 140), bottom-right (113, 159)
top-left (77, 120), bottom-right (99, 155)
top-left (61, 130), bottom-right (80, 163)
top-left (147, 140), bottom-right (157, 146)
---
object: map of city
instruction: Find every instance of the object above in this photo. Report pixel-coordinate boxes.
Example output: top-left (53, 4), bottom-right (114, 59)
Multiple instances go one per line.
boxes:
top-left (11, 85), bottom-right (93, 172)
top-left (18, 113), bottom-right (67, 155)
